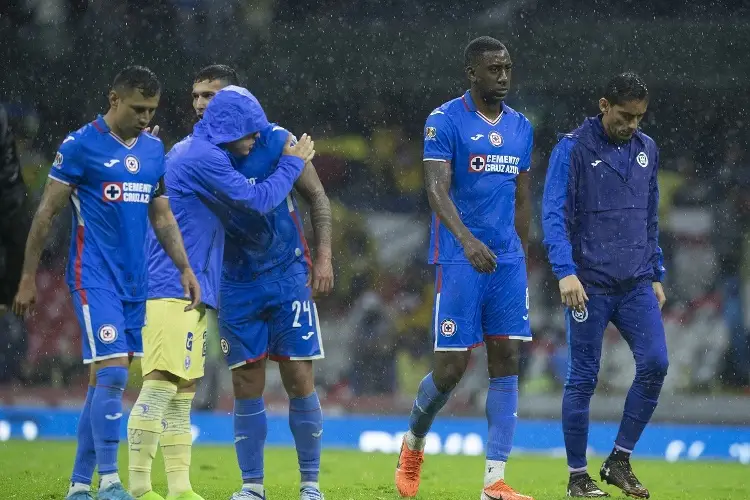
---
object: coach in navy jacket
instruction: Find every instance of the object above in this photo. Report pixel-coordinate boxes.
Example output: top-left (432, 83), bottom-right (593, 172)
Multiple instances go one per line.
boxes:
top-left (542, 73), bottom-right (668, 499)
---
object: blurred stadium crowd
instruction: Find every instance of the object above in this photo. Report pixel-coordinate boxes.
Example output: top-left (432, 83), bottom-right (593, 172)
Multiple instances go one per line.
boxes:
top-left (1, 0), bottom-right (749, 413)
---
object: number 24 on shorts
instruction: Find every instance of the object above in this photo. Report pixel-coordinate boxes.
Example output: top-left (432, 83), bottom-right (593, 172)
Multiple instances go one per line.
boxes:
top-left (292, 300), bottom-right (313, 328)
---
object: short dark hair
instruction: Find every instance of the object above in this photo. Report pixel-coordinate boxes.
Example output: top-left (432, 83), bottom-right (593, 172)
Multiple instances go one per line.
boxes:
top-left (112, 66), bottom-right (161, 98)
top-left (464, 36), bottom-right (507, 67)
top-left (194, 64), bottom-right (239, 86)
top-left (604, 72), bottom-right (649, 106)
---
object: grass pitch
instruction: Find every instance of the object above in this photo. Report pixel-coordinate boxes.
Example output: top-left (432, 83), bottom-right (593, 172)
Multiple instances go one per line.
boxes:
top-left (1, 440), bottom-right (747, 499)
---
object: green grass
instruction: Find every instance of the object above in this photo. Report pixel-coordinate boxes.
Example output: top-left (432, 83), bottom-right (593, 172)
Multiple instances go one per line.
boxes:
top-left (1, 441), bottom-right (747, 499)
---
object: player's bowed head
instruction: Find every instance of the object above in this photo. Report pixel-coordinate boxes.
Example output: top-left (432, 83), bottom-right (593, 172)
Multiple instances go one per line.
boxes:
top-left (105, 65), bottom-right (161, 141)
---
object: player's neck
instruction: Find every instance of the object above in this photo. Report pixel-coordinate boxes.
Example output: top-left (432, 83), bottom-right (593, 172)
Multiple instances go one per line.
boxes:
top-left (470, 88), bottom-right (503, 121)
top-left (103, 111), bottom-right (137, 142)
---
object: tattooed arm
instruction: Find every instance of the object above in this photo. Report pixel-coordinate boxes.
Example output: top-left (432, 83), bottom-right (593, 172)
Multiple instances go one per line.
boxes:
top-left (424, 160), bottom-right (496, 273)
top-left (12, 178), bottom-right (71, 315)
top-left (295, 161), bottom-right (334, 294)
top-left (148, 195), bottom-right (201, 310)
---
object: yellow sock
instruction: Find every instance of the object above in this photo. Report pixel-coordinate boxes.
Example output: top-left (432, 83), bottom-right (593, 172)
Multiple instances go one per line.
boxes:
top-left (127, 380), bottom-right (178, 497)
top-left (161, 392), bottom-right (195, 496)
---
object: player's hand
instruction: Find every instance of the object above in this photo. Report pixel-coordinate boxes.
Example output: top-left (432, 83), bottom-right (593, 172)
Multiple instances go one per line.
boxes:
top-left (461, 235), bottom-right (497, 273)
top-left (652, 281), bottom-right (666, 310)
top-left (180, 268), bottom-right (201, 311)
top-left (144, 125), bottom-right (160, 137)
top-left (284, 133), bottom-right (315, 163)
top-left (559, 274), bottom-right (588, 312)
top-left (12, 275), bottom-right (37, 317)
top-left (310, 253), bottom-right (334, 296)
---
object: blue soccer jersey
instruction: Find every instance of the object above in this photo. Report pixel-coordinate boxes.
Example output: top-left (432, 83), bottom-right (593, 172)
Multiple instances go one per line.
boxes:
top-left (222, 124), bottom-right (310, 283)
top-left (49, 115), bottom-right (166, 301)
top-left (423, 90), bottom-right (533, 264)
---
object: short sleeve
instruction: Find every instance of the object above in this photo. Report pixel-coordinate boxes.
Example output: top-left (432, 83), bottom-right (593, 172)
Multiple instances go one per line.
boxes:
top-left (519, 119), bottom-right (534, 172)
top-left (423, 109), bottom-right (455, 162)
top-left (48, 135), bottom-right (84, 185)
top-left (153, 175), bottom-right (166, 198)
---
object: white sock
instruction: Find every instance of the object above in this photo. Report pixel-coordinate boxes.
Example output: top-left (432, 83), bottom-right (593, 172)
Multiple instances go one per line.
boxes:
top-left (242, 483), bottom-right (265, 495)
top-left (67, 482), bottom-right (90, 496)
top-left (405, 430), bottom-right (426, 452)
top-left (301, 481), bottom-right (320, 490)
top-left (484, 459), bottom-right (506, 487)
top-left (99, 473), bottom-right (121, 490)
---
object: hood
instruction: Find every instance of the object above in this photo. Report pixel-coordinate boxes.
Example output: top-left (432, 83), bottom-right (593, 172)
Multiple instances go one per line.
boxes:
top-left (193, 85), bottom-right (270, 146)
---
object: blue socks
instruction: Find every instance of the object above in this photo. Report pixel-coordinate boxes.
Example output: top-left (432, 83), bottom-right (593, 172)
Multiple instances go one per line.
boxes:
top-left (486, 376), bottom-right (518, 462)
top-left (289, 392), bottom-right (323, 484)
top-left (91, 367), bottom-right (128, 476)
top-left (234, 398), bottom-right (267, 484)
top-left (71, 386), bottom-right (96, 485)
top-left (408, 373), bottom-right (451, 437)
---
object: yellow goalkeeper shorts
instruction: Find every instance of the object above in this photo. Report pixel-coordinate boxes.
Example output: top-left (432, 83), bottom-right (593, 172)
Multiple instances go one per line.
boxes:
top-left (141, 298), bottom-right (216, 381)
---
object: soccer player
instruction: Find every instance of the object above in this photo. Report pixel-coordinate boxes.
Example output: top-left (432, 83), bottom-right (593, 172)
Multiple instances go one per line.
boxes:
top-left (542, 72), bottom-right (667, 498)
top-left (127, 85), bottom-right (314, 500)
top-left (185, 76), bottom-right (331, 500)
top-left (395, 37), bottom-right (534, 500)
top-left (12, 66), bottom-right (201, 500)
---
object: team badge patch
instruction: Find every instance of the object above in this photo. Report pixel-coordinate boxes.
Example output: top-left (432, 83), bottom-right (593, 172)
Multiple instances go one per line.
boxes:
top-left (102, 182), bottom-right (123, 202)
top-left (220, 338), bottom-right (230, 355)
top-left (53, 152), bottom-right (64, 168)
top-left (184, 356), bottom-right (191, 370)
top-left (425, 127), bottom-right (437, 140)
top-left (124, 155), bottom-right (140, 174)
top-left (571, 307), bottom-right (589, 323)
top-left (440, 319), bottom-right (457, 337)
top-left (636, 152), bottom-right (648, 168)
top-left (98, 324), bottom-right (118, 344)
top-left (489, 131), bottom-right (503, 147)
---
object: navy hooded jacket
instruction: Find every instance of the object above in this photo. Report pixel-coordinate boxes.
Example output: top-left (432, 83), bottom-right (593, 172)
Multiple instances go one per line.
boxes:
top-left (542, 116), bottom-right (665, 294)
top-left (147, 86), bottom-right (304, 308)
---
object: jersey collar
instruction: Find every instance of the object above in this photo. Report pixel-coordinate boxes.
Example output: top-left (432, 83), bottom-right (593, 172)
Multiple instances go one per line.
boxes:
top-left (461, 90), bottom-right (506, 126)
top-left (93, 114), bottom-right (138, 148)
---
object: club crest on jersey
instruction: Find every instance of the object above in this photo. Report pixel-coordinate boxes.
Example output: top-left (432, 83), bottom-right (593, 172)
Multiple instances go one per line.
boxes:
top-left (124, 155), bottom-right (140, 174)
top-left (220, 338), bottom-right (230, 355)
top-left (53, 152), bottom-right (63, 168)
top-left (440, 318), bottom-right (457, 337)
top-left (425, 127), bottom-right (437, 140)
top-left (571, 307), bottom-right (589, 323)
top-left (637, 151), bottom-right (648, 168)
top-left (102, 182), bottom-right (123, 201)
top-left (98, 324), bottom-right (118, 344)
top-left (489, 131), bottom-right (503, 147)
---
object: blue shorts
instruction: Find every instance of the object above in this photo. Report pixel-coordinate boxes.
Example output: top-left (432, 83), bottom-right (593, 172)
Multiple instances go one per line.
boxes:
top-left (219, 272), bottom-right (324, 369)
top-left (433, 258), bottom-right (531, 351)
top-left (71, 288), bottom-right (145, 364)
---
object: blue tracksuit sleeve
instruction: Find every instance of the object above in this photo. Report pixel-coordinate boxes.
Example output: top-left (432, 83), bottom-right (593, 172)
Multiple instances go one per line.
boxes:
top-left (649, 148), bottom-right (666, 282)
top-left (193, 152), bottom-right (304, 214)
top-left (542, 138), bottom-right (577, 280)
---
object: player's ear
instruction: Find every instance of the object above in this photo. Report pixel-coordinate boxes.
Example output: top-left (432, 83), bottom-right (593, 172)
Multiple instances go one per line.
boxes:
top-left (466, 64), bottom-right (476, 83)
top-left (108, 90), bottom-right (120, 109)
top-left (598, 97), bottom-right (610, 115)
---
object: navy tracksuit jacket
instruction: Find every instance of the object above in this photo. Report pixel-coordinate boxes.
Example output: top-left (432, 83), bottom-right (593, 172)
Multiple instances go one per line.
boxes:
top-left (542, 116), bottom-right (669, 467)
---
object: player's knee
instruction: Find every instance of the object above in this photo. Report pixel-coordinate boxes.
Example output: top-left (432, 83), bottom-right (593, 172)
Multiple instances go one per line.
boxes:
top-left (565, 376), bottom-right (598, 396)
top-left (279, 360), bottom-right (314, 398)
top-left (433, 362), bottom-right (468, 392)
top-left (231, 362), bottom-right (266, 399)
top-left (486, 339), bottom-right (520, 377)
top-left (637, 353), bottom-right (669, 382)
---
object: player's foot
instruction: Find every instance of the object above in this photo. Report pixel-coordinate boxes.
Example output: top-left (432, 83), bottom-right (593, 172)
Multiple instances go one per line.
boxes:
top-left (135, 491), bottom-right (165, 500)
top-left (299, 485), bottom-right (324, 500)
top-left (567, 473), bottom-right (610, 497)
top-left (599, 458), bottom-right (650, 499)
top-left (166, 492), bottom-right (205, 500)
top-left (395, 436), bottom-right (424, 497)
top-left (67, 491), bottom-right (95, 500)
top-left (481, 479), bottom-right (534, 500)
top-left (230, 490), bottom-right (265, 500)
top-left (99, 482), bottom-right (136, 500)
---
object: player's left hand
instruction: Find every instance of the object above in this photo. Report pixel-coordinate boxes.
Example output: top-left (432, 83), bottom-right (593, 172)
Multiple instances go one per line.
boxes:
top-left (310, 254), bottom-right (334, 296)
top-left (652, 281), bottom-right (666, 310)
top-left (180, 268), bottom-right (201, 311)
